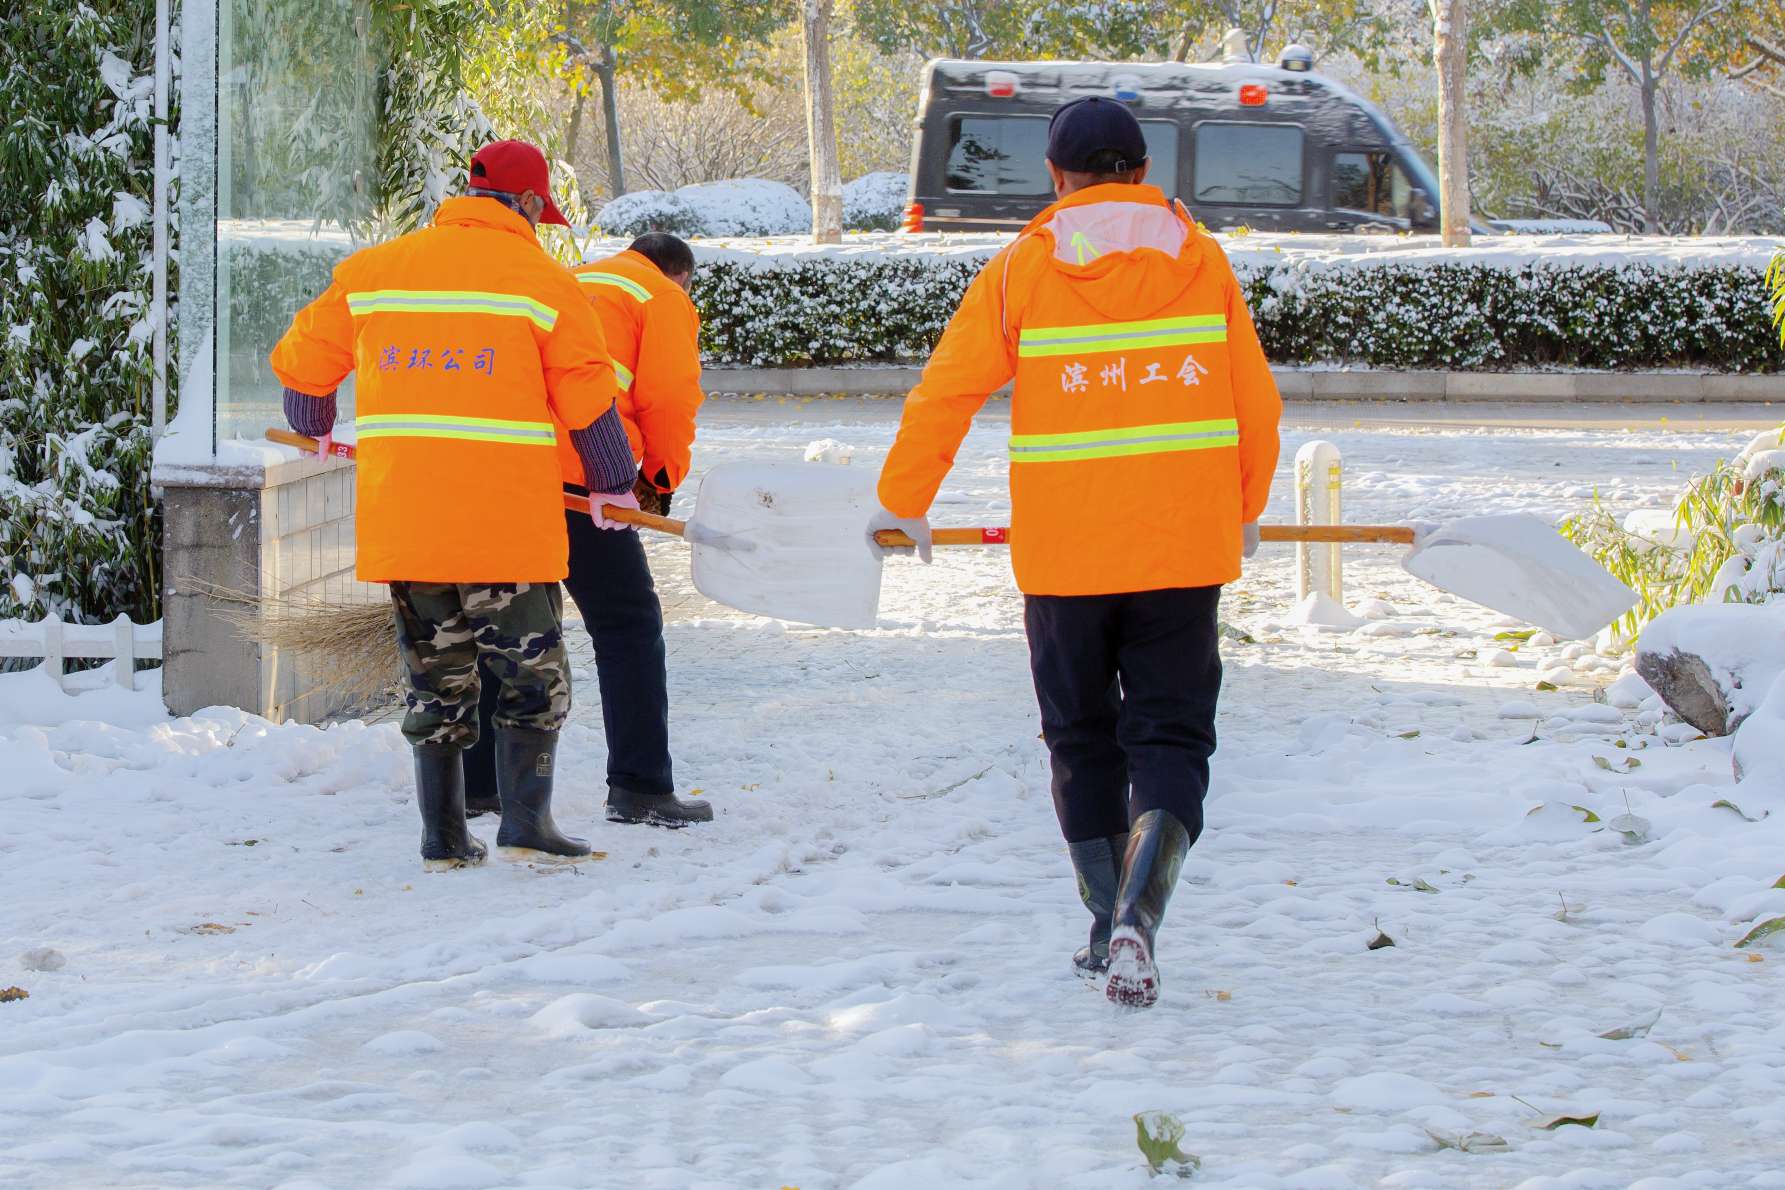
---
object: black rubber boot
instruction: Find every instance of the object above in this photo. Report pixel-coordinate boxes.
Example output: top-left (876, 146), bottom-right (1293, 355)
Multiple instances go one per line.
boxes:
top-left (464, 790), bottom-right (502, 819)
top-left (1105, 810), bottom-right (1192, 1009)
top-left (414, 743), bottom-right (487, 873)
top-left (493, 728), bottom-right (594, 864)
top-left (1067, 833), bottom-right (1128, 978)
top-left (606, 785), bottom-right (713, 828)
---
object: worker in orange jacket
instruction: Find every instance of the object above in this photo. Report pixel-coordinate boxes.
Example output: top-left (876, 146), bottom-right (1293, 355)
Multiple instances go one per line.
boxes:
top-left (464, 232), bottom-right (712, 828)
top-left (271, 140), bottom-right (641, 872)
top-left (875, 99), bottom-right (1282, 1008)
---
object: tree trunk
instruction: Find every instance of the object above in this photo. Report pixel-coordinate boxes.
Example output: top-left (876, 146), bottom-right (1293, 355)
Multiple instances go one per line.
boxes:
top-left (1432, 0), bottom-right (1472, 246)
top-left (596, 48), bottom-right (626, 198)
top-left (802, 0), bottom-right (843, 244)
top-left (565, 85), bottom-right (588, 203)
top-left (1640, 71), bottom-right (1660, 234)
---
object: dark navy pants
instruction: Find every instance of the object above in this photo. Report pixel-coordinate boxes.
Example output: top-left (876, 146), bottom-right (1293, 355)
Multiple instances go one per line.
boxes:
top-left (1024, 585), bottom-right (1221, 845)
top-left (466, 507), bottom-right (673, 797)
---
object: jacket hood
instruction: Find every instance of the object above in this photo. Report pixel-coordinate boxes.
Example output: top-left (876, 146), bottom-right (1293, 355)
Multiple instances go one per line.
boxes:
top-left (1018, 183), bottom-right (1208, 322)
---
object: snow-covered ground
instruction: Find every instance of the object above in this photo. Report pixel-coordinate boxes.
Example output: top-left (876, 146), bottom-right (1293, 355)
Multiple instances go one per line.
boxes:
top-left (6, 400), bottom-right (1785, 1189)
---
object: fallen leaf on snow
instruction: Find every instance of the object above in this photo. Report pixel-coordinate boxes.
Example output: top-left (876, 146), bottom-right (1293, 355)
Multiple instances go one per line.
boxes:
top-left (1734, 916), bottom-right (1785, 949)
top-left (1599, 1006), bottom-right (1662, 1040)
top-left (0, 987), bottom-right (28, 1003)
top-left (1425, 1127), bottom-right (1511, 1153)
top-left (1534, 1112), bottom-right (1600, 1130)
top-left (1712, 799), bottom-right (1768, 823)
top-left (1608, 813), bottom-right (1652, 844)
top-left (182, 922), bottom-right (238, 935)
top-left (1134, 1110), bottom-right (1201, 1178)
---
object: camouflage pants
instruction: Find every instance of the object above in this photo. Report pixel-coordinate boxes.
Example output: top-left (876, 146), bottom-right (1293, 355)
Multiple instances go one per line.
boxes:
top-left (389, 581), bottom-right (571, 747)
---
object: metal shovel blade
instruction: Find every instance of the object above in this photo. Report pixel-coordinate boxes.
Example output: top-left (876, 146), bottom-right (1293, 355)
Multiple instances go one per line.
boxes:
top-left (687, 462), bottom-right (885, 629)
top-left (1401, 513), bottom-right (1637, 640)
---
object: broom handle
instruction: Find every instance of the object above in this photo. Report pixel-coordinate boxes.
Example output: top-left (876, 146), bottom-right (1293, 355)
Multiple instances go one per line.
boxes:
top-left (265, 428), bottom-right (687, 537)
top-left (873, 524), bottom-right (1418, 547)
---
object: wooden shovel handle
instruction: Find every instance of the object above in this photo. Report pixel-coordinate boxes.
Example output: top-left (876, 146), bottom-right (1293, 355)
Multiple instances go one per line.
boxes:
top-left (266, 426), bottom-right (357, 460)
top-left (267, 428), bottom-right (688, 538)
top-left (559, 491), bottom-right (687, 538)
top-left (874, 524), bottom-right (1417, 548)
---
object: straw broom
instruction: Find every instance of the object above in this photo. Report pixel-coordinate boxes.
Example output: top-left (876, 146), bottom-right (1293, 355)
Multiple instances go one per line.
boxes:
top-left (188, 578), bottom-right (403, 707)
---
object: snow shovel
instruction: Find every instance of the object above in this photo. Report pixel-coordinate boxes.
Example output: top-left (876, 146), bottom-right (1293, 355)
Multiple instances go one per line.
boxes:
top-left (874, 515), bottom-right (1637, 640)
top-left (265, 432), bottom-right (887, 629)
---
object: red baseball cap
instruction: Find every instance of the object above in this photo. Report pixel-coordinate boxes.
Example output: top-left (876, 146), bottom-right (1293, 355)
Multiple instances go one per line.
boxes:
top-left (468, 139), bottom-right (569, 226)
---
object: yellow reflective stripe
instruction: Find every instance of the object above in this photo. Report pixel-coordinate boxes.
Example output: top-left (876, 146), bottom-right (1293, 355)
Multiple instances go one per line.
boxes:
top-left (355, 413), bottom-right (556, 446)
top-left (612, 361), bottom-right (635, 392)
top-left (358, 427), bottom-right (558, 446)
top-left (1017, 314), bottom-right (1228, 358)
top-left (577, 272), bottom-right (653, 302)
top-left (356, 413), bottom-right (553, 432)
top-left (1008, 419), bottom-right (1239, 464)
top-left (345, 290), bottom-right (559, 332)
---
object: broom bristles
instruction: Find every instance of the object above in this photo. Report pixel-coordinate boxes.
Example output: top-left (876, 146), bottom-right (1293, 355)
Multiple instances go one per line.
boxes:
top-left (185, 579), bottom-right (403, 707)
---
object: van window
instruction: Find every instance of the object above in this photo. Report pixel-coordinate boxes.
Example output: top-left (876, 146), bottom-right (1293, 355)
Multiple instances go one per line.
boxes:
top-left (1139, 121), bottom-right (1178, 199)
top-left (945, 115), bottom-right (1052, 194)
top-left (1193, 123), bottom-right (1304, 206)
top-left (1332, 151), bottom-right (1411, 219)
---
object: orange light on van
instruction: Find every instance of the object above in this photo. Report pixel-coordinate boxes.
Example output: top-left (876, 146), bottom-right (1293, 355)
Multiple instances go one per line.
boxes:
top-left (1238, 83), bottom-right (1268, 106)
top-left (985, 71), bottom-right (1018, 98)
top-left (902, 202), bottom-right (924, 233)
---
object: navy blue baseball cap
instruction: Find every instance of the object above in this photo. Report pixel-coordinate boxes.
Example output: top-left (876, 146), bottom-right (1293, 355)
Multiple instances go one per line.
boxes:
top-left (1046, 96), bottom-right (1149, 173)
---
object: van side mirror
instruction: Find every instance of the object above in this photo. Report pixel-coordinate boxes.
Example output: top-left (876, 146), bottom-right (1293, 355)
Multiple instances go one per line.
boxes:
top-left (1408, 187), bottom-right (1438, 230)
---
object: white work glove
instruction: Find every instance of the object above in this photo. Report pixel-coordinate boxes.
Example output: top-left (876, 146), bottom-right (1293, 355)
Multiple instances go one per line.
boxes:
top-left (591, 488), bottom-right (641, 531)
top-left (868, 508), bottom-right (933, 564)
top-left (1242, 522), bottom-right (1261, 559)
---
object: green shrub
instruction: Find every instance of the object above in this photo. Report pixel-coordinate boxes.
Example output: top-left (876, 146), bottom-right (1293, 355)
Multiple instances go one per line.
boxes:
top-left (687, 253), bottom-right (1784, 371)
top-left (1, 3), bottom-right (167, 625)
top-left (1562, 427), bottom-right (1785, 645)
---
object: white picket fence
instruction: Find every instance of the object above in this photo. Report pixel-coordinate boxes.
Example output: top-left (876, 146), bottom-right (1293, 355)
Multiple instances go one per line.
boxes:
top-left (0, 615), bottom-right (164, 692)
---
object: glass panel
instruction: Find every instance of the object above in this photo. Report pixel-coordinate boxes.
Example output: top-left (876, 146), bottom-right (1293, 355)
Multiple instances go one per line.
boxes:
top-left (1193, 123), bottom-right (1304, 207)
top-left (217, 0), bottom-right (379, 444)
top-left (1333, 151), bottom-right (1409, 218)
top-left (945, 116), bottom-right (1052, 195)
top-left (1140, 121), bottom-right (1178, 198)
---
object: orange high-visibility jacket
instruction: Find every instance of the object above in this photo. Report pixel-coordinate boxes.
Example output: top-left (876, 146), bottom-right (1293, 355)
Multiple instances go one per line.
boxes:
top-left (561, 250), bottom-right (704, 492)
top-left (879, 183), bottom-right (1282, 596)
top-left (270, 197), bottom-right (618, 584)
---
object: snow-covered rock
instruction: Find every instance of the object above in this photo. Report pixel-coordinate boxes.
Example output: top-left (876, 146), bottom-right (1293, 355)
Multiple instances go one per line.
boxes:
top-left (1636, 603), bottom-right (1785, 737)
top-left (1732, 673), bottom-right (1785, 787)
top-left (842, 172), bottom-right (908, 231)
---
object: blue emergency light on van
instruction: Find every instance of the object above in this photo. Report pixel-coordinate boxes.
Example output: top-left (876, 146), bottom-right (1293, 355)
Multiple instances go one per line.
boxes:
top-left (903, 52), bottom-right (1486, 236)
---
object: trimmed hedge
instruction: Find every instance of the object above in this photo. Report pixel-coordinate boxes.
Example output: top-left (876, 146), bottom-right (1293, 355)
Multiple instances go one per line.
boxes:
top-left (230, 242), bottom-right (1784, 376)
top-left (692, 256), bottom-right (1783, 372)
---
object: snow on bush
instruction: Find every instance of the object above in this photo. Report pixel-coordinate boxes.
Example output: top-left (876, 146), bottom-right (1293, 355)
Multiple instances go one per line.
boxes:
top-left (1, 9), bottom-right (165, 625)
top-left (1565, 425), bottom-right (1785, 642)
top-left (687, 239), bottom-right (1784, 370)
top-left (842, 172), bottom-right (908, 232)
top-left (597, 180), bottom-right (810, 238)
top-left (228, 232), bottom-right (1785, 377)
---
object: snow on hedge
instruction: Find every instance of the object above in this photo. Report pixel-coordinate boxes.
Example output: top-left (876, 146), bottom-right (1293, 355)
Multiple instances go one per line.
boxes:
top-left (227, 226), bottom-right (1785, 376)
top-left (841, 172), bottom-right (908, 232)
top-left (596, 179), bottom-right (811, 239)
top-left (638, 232), bottom-right (1783, 371)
